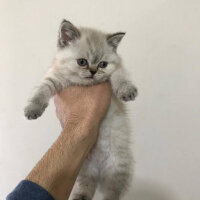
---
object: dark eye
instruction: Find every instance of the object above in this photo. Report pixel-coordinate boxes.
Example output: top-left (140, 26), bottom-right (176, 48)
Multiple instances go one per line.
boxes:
top-left (77, 58), bottom-right (88, 66)
top-left (98, 61), bottom-right (108, 68)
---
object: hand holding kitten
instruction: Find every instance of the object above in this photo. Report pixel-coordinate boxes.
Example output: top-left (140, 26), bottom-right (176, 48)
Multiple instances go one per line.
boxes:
top-left (24, 19), bottom-right (138, 200)
top-left (54, 82), bottom-right (112, 129)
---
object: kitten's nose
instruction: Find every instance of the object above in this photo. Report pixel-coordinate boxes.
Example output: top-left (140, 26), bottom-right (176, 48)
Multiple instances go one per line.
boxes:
top-left (90, 70), bottom-right (97, 75)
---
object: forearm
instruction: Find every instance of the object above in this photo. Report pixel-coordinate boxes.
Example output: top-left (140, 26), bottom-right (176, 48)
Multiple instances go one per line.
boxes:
top-left (26, 118), bottom-right (98, 200)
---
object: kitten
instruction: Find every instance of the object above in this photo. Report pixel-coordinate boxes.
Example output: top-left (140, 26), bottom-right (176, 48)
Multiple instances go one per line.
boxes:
top-left (24, 20), bottom-right (137, 200)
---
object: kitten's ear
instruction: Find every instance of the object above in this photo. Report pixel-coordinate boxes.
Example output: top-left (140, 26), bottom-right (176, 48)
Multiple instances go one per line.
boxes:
top-left (107, 32), bottom-right (125, 50)
top-left (58, 19), bottom-right (80, 47)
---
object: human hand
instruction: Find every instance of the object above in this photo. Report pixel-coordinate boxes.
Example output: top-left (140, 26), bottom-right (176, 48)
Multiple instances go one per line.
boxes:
top-left (54, 82), bottom-right (112, 129)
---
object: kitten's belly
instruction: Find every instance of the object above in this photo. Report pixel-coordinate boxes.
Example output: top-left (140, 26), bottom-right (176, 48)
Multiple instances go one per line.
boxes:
top-left (87, 95), bottom-right (132, 170)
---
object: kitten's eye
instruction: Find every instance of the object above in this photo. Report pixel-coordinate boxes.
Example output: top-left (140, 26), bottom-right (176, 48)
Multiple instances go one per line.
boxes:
top-left (77, 58), bottom-right (88, 66)
top-left (98, 61), bottom-right (108, 68)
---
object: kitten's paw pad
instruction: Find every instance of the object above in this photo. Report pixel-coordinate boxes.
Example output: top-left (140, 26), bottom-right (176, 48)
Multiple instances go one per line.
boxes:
top-left (24, 103), bottom-right (46, 120)
top-left (118, 84), bottom-right (138, 102)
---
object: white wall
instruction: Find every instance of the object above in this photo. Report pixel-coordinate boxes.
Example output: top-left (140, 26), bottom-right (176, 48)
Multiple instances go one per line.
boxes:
top-left (0, 0), bottom-right (200, 199)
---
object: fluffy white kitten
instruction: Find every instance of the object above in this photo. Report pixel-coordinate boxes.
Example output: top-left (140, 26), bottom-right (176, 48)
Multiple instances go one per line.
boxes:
top-left (24, 20), bottom-right (137, 200)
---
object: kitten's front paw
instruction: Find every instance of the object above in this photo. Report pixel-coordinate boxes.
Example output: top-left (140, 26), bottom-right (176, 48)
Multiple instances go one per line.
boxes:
top-left (117, 83), bottom-right (138, 102)
top-left (24, 102), bottom-right (47, 120)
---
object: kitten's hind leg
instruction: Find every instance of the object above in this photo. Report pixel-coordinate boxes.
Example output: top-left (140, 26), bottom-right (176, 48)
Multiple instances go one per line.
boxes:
top-left (71, 175), bottom-right (97, 200)
top-left (101, 170), bottom-right (132, 200)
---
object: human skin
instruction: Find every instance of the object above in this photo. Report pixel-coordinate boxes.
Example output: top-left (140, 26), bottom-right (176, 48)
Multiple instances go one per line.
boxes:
top-left (26, 82), bottom-right (111, 200)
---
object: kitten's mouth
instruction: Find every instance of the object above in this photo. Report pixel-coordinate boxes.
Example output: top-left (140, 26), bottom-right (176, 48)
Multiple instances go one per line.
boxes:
top-left (85, 76), bottom-right (94, 79)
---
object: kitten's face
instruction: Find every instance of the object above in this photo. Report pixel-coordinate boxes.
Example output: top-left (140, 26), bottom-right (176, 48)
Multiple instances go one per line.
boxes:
top-left (56, 20), bottom-right (125, 85)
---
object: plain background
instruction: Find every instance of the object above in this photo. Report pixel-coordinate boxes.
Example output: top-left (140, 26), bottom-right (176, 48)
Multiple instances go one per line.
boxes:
top-left (0, 0), bottom-right (200, 199)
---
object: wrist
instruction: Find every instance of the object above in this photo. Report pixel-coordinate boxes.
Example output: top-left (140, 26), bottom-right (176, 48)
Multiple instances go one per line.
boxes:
top-left (26, 117), bottom-right (99, 200)
top-left (64, 110), bottom-right (100, 131)
top-left (62, 114), bottom-right (99, 148)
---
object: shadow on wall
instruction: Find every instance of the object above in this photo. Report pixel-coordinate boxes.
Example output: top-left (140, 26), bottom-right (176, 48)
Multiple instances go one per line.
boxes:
top-left (124, 179), bottom-right (180, 200)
